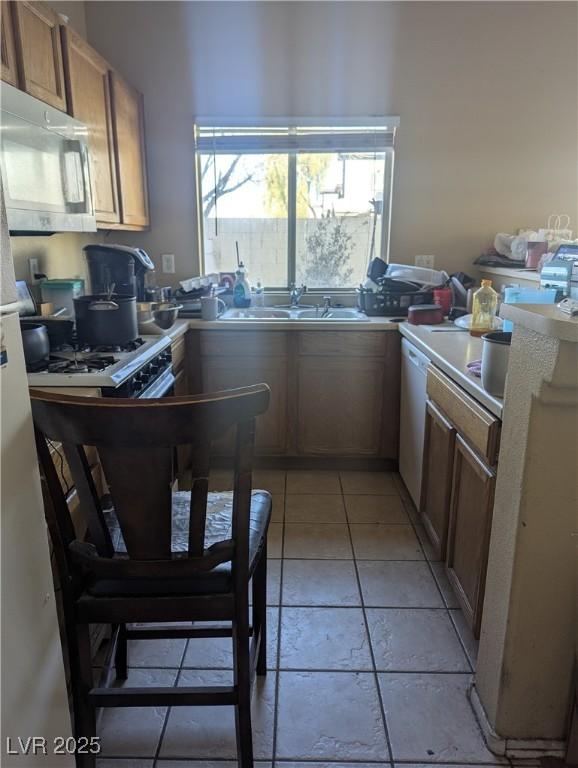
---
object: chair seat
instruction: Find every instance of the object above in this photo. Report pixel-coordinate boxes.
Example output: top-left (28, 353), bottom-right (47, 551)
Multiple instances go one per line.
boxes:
top-left (88, 490), bottom-right (272, 597)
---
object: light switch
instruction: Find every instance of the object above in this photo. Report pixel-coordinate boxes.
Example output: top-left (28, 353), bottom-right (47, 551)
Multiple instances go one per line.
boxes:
top-left (161, 254), bottom-right (176, 274)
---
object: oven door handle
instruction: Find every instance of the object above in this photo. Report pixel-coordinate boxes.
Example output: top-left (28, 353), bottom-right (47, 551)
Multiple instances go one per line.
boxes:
top-left (138, 367), bottom-right (175, 398)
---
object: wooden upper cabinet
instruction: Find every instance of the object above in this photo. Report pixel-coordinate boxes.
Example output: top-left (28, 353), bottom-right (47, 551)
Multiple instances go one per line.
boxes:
top-left (419, 400), bottom-right (456, 561)
top-left (60, 26), bottom-right (120, 225)
top-left (1, 2), bottom-right (19, 86)
top-left (109, 71), bottom-right (150, 228)
top-left (12, 1), bottom-right (66, 110)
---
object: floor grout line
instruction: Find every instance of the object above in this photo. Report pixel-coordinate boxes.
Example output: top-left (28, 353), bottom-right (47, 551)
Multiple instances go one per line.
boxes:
top-left (394, 478), bottom-right (476, 675)
top-left (152, 636), bottom-right (189, 766)
top-left (339, 474), bottom-right (395, 768)
top-left (270, 485), bottom-right (286, 767)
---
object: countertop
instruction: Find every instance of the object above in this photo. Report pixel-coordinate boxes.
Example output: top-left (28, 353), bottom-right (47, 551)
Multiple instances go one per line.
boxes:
top-left (173, 316), bottom-right (399, 331)
top-left (398, 322), bottom-right (503, 417)
top-left (478, 265), bottom-right (540, 283)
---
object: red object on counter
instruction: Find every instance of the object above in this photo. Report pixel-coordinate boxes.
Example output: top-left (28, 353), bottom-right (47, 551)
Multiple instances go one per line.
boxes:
top-left (433, 287), bottom-right (452, 315)
top-left (407, 303), bottom-right (444, 325)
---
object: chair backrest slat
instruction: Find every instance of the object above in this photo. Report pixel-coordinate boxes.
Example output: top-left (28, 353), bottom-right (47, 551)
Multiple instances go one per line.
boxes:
top-left (31, 385), bottom-right (270, 577)
top-left (61, 442), bottom-right (114, 558)
top-left (188, 439), bottom-right (211, 557)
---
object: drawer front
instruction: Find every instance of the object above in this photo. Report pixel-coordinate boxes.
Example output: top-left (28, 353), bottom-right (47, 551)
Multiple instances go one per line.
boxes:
top-left (199, 331), bottom-right (287, 357)
top-left (171, 335), bottom-right (186, 371)
top-left (298, 331), bottom-right (387, 357)
top-left (426, 365), bottom-right (500, 464)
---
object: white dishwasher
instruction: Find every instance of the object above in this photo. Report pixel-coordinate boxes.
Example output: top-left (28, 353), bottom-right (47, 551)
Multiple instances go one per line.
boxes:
top-left (399, 337), bottom-right (429, 508)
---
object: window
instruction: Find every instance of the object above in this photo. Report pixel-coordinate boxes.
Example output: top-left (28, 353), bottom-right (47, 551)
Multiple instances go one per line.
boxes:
top-left (195, 120), bottom-right (398, 289)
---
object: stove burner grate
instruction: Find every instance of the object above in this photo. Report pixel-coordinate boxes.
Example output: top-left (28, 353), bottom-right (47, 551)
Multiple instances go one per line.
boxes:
top-left (46, 354), bottom-right (118, 374)
top-left (79, 338), bottom-right (145, 354)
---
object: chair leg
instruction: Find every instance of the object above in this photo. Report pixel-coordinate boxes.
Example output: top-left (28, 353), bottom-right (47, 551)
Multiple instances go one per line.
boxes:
top-left (252, 545), bottom-right (267, 676)
top-left (233, 602), bottom-right (254, 768)
top-left (114, 623), bottom-right (128, 680)
top-left (70, 623), bottom-right (97, 768)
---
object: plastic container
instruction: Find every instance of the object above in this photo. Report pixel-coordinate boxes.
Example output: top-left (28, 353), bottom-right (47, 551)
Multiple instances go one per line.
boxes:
top-left (470, 280), bottom-right (498, 337)
top-left (40, 278), bottom-right (84, 319)
top-left (233, 262), bottom-right (251, 308)
top-left (481, 331), bottom-right (512, 397)
top-left (407, 304), bottom-right (444, 325)
top-left (253, 280), bottom-right (265, 308)
top-left (501, 287), bottom-right (557, 331)
top-left (433, 287), bottom-right (452, 315)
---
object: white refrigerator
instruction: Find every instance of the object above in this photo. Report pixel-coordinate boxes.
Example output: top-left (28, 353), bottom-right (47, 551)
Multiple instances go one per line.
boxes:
top-left (1, 311), bottom-right (74, 766)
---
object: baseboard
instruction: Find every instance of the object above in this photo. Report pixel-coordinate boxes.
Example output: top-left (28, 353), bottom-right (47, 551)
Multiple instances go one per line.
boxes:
top-left (213, 456), bottom-right (399, 472)
top-left (469, 683), bottom-right (567, 759)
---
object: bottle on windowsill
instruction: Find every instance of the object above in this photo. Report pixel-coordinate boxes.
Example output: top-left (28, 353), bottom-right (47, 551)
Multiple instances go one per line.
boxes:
top-left (233, 261), bottom-right (251, 308)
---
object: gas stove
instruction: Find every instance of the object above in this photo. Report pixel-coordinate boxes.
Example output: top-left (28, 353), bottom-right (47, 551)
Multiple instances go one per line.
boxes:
top-left (27, 335), bottom-right (174, 398)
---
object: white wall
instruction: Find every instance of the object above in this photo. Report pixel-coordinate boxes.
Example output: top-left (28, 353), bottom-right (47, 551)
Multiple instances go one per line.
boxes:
top-left (83, 1), bottom-right (577, 283)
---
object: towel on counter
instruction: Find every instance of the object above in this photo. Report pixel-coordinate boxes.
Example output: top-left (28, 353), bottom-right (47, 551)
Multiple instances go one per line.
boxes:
top-left (466, 360), bottom-right (482, 378)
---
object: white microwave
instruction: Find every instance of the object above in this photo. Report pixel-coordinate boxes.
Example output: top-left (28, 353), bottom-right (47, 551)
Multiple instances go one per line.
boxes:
top-left (0, 82), bottom-right (96, 234)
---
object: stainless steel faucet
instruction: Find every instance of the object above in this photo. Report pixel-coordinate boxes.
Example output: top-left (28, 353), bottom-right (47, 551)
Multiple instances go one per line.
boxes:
top-left (321, 295), bottom-right (332, 317)
top-left (289, 283), bottom-right (307, 307)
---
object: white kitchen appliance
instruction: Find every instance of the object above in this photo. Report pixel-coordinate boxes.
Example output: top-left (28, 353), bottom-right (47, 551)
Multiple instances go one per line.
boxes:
top-left (26, 334), bottom-right (174, 398)
top-left (0, 82), bottom-right (95, 233)
top-left (1, 311), bottom-right (74, 765)
top-left (399, 338), bottom-right (429, 507)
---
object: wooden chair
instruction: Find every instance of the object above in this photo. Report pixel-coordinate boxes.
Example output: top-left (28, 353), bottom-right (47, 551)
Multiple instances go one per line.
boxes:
top-left (30, 384), bottom-right (271, 768)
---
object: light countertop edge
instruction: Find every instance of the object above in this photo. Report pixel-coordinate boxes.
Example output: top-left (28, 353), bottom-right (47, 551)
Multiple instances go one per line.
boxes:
top-left (399, 323), bottom-right (503, 418)
top-left (175, 316), bottom-right (399, 331)
top-left (500, 303), bottom-right (578, 343)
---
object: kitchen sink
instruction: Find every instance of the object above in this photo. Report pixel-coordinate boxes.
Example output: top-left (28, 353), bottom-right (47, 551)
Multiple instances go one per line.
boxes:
top-left (219, 307), bottom-right (369, 322)
top-left (220, 308), bottom-right (292, 320)
top-left (295, 308), bottom-right (368, 321)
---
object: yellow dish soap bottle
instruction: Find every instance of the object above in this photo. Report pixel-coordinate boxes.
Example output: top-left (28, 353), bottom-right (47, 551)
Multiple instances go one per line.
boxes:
top-left (470, 279), bottom-right (498, 337)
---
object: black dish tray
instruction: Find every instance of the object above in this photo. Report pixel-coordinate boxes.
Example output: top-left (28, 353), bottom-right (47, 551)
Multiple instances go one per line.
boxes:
top-left (357, 289), bottom-right (434, 317)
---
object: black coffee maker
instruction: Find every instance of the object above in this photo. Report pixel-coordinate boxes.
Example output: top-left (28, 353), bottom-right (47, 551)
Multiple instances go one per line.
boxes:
top-left (83, 244), bottom-right (155, 300)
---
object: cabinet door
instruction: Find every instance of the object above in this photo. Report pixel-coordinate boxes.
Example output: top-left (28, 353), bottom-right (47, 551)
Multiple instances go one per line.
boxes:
top-left (202, 357), bottom-right (287, 455)
top-left (446, 435), bottom-right (496, 637)
top-left (12, 1), bottom-right (66, 110)
top-left (420, 400), bottom-right (456, 560)
top-left (1, 2), bottom-right (19, 86)
top-left (61, 26), bottom-right (120, 225)
top-left (109, 71), bottom-right (150, 228)
top-left (296, 357), bottom-right (384, 456)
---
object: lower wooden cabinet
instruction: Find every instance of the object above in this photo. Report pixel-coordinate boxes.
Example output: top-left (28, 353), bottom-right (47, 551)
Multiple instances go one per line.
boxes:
top-left (202, 356), bottom-right (288, 455)
top-left (420, 400), bottom-right (456, 560)
top-left (445, 434), bottom-right (496, 636)
top-left (296, 356), bottom-right (385, 455)
top-left (193, 329), bottom-right (400, 460)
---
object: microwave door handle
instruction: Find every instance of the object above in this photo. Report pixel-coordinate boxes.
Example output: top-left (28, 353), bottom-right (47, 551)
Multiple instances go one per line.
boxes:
top-left (62, 139), bottom-right (92, 212)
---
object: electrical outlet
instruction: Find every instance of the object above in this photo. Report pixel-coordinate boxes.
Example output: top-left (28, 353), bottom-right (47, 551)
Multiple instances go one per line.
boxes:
top-left (415, 254), bottom-right (436, 269)
top-left (161, 253), bottom-right (175, 274)
top-left (29, 257), bottom-right (40, 284)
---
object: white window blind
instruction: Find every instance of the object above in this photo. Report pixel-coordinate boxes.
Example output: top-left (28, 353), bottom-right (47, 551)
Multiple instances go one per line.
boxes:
top-left (195, 120), bottom-right (399, 154)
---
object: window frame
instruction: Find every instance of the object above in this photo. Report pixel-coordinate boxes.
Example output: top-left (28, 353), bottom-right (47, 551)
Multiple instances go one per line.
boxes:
top-left (194, 118), bottom-right (398, 292)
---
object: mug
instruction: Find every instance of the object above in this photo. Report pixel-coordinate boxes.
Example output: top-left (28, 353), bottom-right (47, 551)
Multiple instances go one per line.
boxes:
top-left (201, 296), bottom-right (226, 320)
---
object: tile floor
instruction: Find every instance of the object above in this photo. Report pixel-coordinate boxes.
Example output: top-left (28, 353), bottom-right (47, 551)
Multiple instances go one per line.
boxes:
top-left (94, 469), bottom-right (515, 768)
